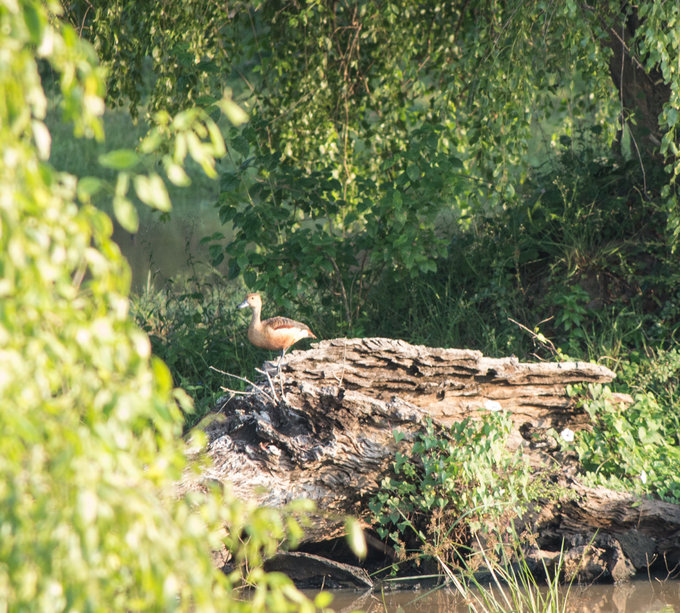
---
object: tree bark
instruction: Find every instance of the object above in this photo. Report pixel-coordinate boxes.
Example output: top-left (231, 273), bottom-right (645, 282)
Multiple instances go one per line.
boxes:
top-left (600, 6), bottom-right (670, 160)
top-left (185, 338), bottom-right (680, 586)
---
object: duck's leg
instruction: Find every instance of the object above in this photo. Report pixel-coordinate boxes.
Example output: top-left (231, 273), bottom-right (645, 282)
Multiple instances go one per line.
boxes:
top-left (275, 349), bottom-right (286, 375)
top-left (277, 349), bottom-right (287, 398)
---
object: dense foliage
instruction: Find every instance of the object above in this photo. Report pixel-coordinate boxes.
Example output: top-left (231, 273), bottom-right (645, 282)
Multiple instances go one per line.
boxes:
top-left (40, 0), bottom-right (680, 588)
top-left (369, 413), bottom-right (541, 569)
top-left (67, 0), bottom-right (679, 507)
top-left (62, 1), bottom-right (680, 321)
top-left (0, 1), bottom-right (329, 610)
top-left (567, 350), bottom-right (680, 503)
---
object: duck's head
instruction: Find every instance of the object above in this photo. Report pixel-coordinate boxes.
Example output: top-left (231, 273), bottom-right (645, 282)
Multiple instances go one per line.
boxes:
top-left (238, 293), bottom-right (262, 310)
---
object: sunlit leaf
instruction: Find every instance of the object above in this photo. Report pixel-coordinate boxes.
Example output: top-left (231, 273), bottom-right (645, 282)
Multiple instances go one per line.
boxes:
top-left (133, 173), bottom-right (171, 211)
top-left (99, 149), bottom-right (140, 170)
top-left (218, 95), bottom-right (248, 126)
top-left (113, 195), bottom-right (139, 232)
top-left (345, 516), bottom-right (367, 560)
top-left (31, 120), bottom-right (51, 159)
top-left (206, 120), bottom-right (226, 157)
top-left (164, 161), bottom-right (190, 186)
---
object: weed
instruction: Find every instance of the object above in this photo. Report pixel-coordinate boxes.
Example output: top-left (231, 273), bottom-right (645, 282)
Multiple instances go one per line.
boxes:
top-left (562, 382), bottom-right (680, 502)
top-left (130, 273), bottom-right (259, 428)
top-left (617, 347), bottom-right (680, 410)
top-left (460, 533), bottom-right (577, 613)
top-left (368, 412), bottom-right (547, 570)
top-left (378, 526), bottom-right (580, 613)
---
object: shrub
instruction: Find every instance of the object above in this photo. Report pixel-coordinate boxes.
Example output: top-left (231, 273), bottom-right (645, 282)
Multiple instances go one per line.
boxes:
top-left (369, 412), bottom-right (542, 569)
top-left (363, 146), bottom-right (676, 364)
top-left (0, 2), bottom-right (324, 610)
top-left (568, 371), bottom-right (680, 503)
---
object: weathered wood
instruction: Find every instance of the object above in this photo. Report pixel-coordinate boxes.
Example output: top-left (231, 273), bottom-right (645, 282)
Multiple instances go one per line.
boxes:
top-left (280, 338), bottom-right (617, 429)
top-left (526, 481), bottom-right (680, 583)
top-left (263, 552), bottom-right (373, 589)
top-left (186, 337), bottom-right (680, 583)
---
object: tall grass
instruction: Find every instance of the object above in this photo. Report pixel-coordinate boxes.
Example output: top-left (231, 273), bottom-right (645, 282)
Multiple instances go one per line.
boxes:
top-left (460, 539), bottom-right (575, 613)
top-left (377, 533), bottom-right (579, 613)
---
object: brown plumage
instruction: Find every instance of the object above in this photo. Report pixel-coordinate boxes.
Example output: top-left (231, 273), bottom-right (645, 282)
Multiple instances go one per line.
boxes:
top-left (237, 293), bottom-right (316, 361)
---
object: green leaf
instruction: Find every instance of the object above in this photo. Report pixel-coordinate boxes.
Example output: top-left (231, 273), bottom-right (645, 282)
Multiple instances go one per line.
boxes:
top-left (151, 356), bottom-right (173, 394)
top-left (392, 190), bottom-right (403, 209)
top-left (164, 161), bottom-right (190, 187)
top-left (344, 516), bottom-right (367, 560)
top-left (406, 164), bottom-right (420, 182)
top-left (23, 3), bottom-right (43, 44)
top-left (133, 173), bottom-right (171, 212)
top-left (186, 132), bottom-right (216, 178)
top-left (219, 97), bottom-right (248, 126)
top-left (206, 120), bottom-right (226, 157)
top-left (77, 177), bottom-right (103, 202)
top-left (98, 149), bottom-right (140, 170)
top-left (243, 268), bottom-right (256, 287)
top-left (113, 196), bottom-right (139, 233)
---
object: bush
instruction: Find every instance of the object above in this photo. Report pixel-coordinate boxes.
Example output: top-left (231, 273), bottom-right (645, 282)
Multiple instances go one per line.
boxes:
top-left (567, 351), bottom-right (680, 503)
top-left (0, 2), bottom-right (325, 610)
top-left (368, 412), bottom-right (545, 569)
top-left (363, 146), bottom-right (677, 363)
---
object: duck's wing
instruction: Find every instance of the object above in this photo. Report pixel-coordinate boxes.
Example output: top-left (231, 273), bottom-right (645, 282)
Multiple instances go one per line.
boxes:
top-left (264, 316), bottom-right (315, 336)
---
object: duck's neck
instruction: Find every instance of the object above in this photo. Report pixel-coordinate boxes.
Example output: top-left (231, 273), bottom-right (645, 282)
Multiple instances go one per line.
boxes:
top-left (249, 305), bottom-right (262, 331)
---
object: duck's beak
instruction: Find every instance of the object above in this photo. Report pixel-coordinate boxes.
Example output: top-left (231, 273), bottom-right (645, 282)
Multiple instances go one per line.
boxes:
top-left (237, 299), bottom-right (249, 309)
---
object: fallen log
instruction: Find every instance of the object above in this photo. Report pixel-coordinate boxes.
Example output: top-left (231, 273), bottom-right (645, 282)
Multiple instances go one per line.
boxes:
top-left (185, 337), bottom-right (680, 586)
top-left (263, 552), bottom-right (373, 589)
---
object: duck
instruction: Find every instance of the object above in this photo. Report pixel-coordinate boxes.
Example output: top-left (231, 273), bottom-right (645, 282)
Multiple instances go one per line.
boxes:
top-left (237, 293), bottom-right (316, 370)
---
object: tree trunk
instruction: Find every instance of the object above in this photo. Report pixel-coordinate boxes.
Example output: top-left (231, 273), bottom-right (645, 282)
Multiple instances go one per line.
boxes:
top-left (184, 338), bottom-right (680, 587)
top-left (601, 6), bottom-right (670, 160)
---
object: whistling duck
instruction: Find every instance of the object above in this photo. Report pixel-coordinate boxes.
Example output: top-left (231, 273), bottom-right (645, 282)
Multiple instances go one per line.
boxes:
top-left (238, 293), bottom-right (316, 369)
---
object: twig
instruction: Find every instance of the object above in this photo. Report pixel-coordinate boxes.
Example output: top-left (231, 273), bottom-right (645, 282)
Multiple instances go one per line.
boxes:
top-left (334, 339), bottom-right (348, 387)
top-left (615, 21), bottom-right (648, 197)
top-left (255, 367), bottom-right (282, 404)
top-left (217, 387), bottom-right (254, 396)
top-left (507, 316), bottom-right (559, 358)
top-left (328, 255), bottom-right (352, 325)
top-left (209, 365), bottom-right (277, 404)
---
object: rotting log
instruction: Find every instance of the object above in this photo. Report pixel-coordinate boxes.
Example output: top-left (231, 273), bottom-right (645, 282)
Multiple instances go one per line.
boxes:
top-left (183, 337), bottom-right (680, 586)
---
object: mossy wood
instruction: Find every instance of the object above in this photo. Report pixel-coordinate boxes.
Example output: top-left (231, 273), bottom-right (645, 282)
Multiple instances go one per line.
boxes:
top-left (187, 338), bottom-right (680, 585)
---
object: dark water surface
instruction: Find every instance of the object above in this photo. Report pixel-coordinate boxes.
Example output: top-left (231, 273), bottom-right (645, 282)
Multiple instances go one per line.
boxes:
top-left (317, 577), bottom-right (680, 612)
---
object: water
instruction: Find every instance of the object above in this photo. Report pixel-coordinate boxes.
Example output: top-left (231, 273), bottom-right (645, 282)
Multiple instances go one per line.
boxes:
top-left (48, 106), bottom-right (229, 291)
top-left (112, 206), bottom-right (226, 290)
top-left (319, 577), bottom-right (680, 612)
